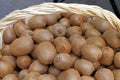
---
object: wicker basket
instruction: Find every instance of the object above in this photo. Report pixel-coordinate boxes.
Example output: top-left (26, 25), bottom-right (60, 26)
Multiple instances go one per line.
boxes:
top-left (0, 2), bottom-right (120, 48)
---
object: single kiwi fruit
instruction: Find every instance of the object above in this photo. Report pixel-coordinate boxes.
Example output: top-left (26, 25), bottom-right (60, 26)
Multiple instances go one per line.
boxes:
top-left (34, 41), bottom-right (57, 65)
top-left (81, 44), bottom-right (102, 62)
top-left (28, 15), bottom-right (46, 29)
top-left (54, 37), bottom-right (71, 53)
top-left (29, 60), bottom-right (48, 74)
top-left (58, 68), bottom-right (81, 80)
top-left (33, 29), bottom-right (54, 44)
top-left (3, 27), bottom-right (16, 44)
top-left (95, 68), bottom-right (114, 80)
top-left (10, 37), bottom-right (34, 56)
top-left (86, 36), bottom-right (106, 48)
top-left (66, 26), bottom-right (82, 37)
top-left (100, 46), bottom-right (114, 66)
top-left (74, 59), bottom-right (95, 76)
top-left (69, 14), bottom-right (83, 26)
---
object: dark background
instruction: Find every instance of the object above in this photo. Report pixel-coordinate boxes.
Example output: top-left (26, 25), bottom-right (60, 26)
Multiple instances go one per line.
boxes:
top-left (0, 0), bottom-right (119, 19)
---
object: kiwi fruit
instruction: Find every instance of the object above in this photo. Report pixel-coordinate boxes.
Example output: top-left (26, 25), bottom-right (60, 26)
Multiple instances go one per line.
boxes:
top-left (34, 41), bottom-right (57, 65)
top-left (59, 18), bottom-right (70, 28)
top-left (74, 59), bottom-right (95, 75)
top-left (81, 44), bottom-right (102, 62)
top-left (86, 36), bottom-right (106, 48)
top-left (0, 61), bottom-right (13, 78)
top-left (28, 15), bottom-right (46, 29)
top-left (33, 29), bottom-right (54, 44)
top-left (54, 53), bottom-right (72, 70)
top-left (54, 37), bottom-right (71, 53)
top-left (10, 37), bottom-right (34, 56)
top-left (29, 60), bottom-right (48, 74)
top-left (95, 68), bottom-right (114, 80)
top-left (58, 68), bottom-right (81, 80)
top-left (3, 27), bottom-right (16, 44)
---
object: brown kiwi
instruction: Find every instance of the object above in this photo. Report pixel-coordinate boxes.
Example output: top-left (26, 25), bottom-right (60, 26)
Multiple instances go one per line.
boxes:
top-left (114, 52), bottom-right (120, 68)
top-left (10, 37), bottom-right (34, 56)
top-left (37, 74), bottom-right (56, 80)
top-left (69, 14), bottom-right (83, 26)
top-left (86, 36), bottom-right (106, 48)
top-left (100, 46), bottom-right (114, 66)
top-left (95, 68), bottom-right (114, 80)
top-left (34, 41), bottom-right (57, 65)
top-left (44, 14), bottom-right (58, 25)
top-left (18, 69), bottom-right (29, 80)
top-left (28, 15), bottom-right (46, 29)
top-left (1, 45), bottom-right (13, 56)
top-left (70, 34), bottom-right (87, 56)
top-left (81, 44), bottom-right (102, 62)
top-left (3, 27), bottom-right (16, 44)
top-left (54, 53), bottom-right (72, 70)
top-left (59, 18), bottom-right (70, 28)
top-left (33, 29), bottom-right (54, 44)
top-left (58, 68), bottom-right (81, 80)
top-left (14, 21), bottom-right (28, 37)
top-left (80, 22), bottom-right (94, 34)
top-left (54, 37), bottom-right (71, 53)
top-left (0, 61), bottom-right (13, 78)
top-left (103, 29), bottom-right (120, 48)
top-left (87, 16), bottom-right (112, 33)
top-left (66, 26), bottom-right (82, 37)
top-left (29, 60), bottom-right (48, 74)
top-left (1, 55), bottom-right (16, 68)
top-left (16, 55), bottom-right (31, 69)
top-left (48, 65), bottom-right (61, 77)
top-left (112, 69), bottom-right (120, 80)
top-left (2, 74), bottom-right (18, 80)
top-left (74, 59), bottom-right (95, 76)
top-left (85, 28), bottom-right (102, 38)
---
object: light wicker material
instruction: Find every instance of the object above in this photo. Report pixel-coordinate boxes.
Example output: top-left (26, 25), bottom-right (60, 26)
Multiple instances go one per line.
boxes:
top-left (0, 2), bottom-right (120, 48)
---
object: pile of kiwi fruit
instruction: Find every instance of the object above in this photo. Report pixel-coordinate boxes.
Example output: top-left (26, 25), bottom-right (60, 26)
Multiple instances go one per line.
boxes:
top-left (0, 12), bottom-right (120, 80)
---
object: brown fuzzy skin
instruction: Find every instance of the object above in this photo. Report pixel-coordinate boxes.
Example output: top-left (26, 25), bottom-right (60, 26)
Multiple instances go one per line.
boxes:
top-left (18, 69), bottom-right (29, 80)
top-left (37, 74), bottom-right (56, 80)
top-left (28, 15), bottom-right (46, 29)
top-left (23, 72), bottom-right (40, 80)
top-left (74, 59), bottom-right (95, 76)
top-left (3, 27), bottom-right (17, 44)
top-left (14, 21), bottom-right (28, 37)
top-left (70, 34), bottom-right (87, 56)
top-left (85, 29), bottom-right (102, 38)
top-left (48, 65), bottom-right (61, 77)
top-left (81, 76), bottom-right (95, 80)
top-left (0, 61), bottom-right (13, 78)
top-left (29, 60), bottom-right (48, 74)
top-left (17, 55), bottom-right (31, 69)
top-left (59, 18), bottom-right (70, 28)
top-left (66, 26), bottom-right (82, 37)
top-left (69, 14), bottom-right (83, 26)
top-left (44, 14), bottom-right (58, 25)
top-left (33, 29), bottom-right (54, 44)
top-left (81, 44), bottom-right (102, 62)
top-left (103, 29), bottom-right (120, 48)
top-left (1, 45), bottom-right (13, 56)
top-left (86, 36), bottom-right (106, 48)
top-left (58, 68), bottom-right (81, 80)
top-left (2, 74), bottom-right (18, 80)
top-left (34, 41), bottom-right (57, 65)
top-left (95, 68), bottom-right (114, 80)
top-left (100, 46), bottom-right (114, 66)
top-left (54, 53), bottom-right (72, 70)
top-left (54, 37), bottom-right (71, 54)
top-left (112, 69), bottom-right (120, 80)
top-left (10, 37), bottom-right (34, 56)
top-left (114, 52), bottom-right (120, 68)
